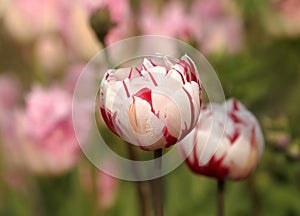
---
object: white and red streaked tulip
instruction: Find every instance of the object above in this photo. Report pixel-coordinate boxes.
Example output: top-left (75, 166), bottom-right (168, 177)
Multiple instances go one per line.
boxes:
top-left (100, 54), bottom-right (202, 151)
top-left (181, 99), bottom-right (264, 180)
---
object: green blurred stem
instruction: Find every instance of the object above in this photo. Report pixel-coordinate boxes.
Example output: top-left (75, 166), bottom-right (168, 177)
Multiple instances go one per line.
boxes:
top-left (247, 177), bottom-right (262, 216)
top-left (152, 149), bottom-right (163, 216)
top-left (217, 180), bottom-right (225, 216)
top-left (127, 143), bottom-right (152, 216)
top-left (91, 165), bottom-right (99, 216)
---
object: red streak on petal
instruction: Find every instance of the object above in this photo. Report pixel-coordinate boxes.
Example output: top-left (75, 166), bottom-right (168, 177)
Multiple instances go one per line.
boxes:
top-left (174, 69), bottom-right (186, 84)
top-left (100, 108), bottom-right (119, 135)
top-left (148, 72), bottom-right (158, 86)
top-left (186, 154), bottom-right (229, 180)
top-left (149, 60), bottom-right (157, 66)
top-left (134, 88), bottom-right (155, 114)
top-left (178, 60), bottom-right (190, 81)
top-left (232, 99), bottom-right (239, 111)
top-left (142, 64), bottom-right (158, 86)
top-left (250, 126), bottom-right (256, 147)
top-left (128, 68), bottom-right (133, 79)
top-left (164, 127), bottom-right (178, 147)
top-left (135, 67), bottom-right (142, 76)
top-left (122, 81), bottom-right (130, 98)
top-left (105, 73), bottom-right (109, 80)
top-left (229, 128), bottom-right (240, 144)
top-left (184, 57), bottom-right (199, 83)
top-left (229, 112), bottom-right (244, 124)
top-left (182, 86), bottom-right (195, 128)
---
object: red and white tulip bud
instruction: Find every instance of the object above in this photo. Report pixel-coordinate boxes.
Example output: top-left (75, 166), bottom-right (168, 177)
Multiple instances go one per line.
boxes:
top-left (181, 99), bottom-right (264, 180)
top-left (100, 54), bottom-right (202, 150)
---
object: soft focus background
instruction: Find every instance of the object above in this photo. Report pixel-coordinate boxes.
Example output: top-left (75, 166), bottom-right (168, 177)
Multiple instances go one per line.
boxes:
top-left (0, 0), bottom-right (300, 215)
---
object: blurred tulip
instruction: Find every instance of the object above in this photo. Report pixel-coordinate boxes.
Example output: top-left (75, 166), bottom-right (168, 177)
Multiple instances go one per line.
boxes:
top-left (10, 85), bottom-right (81, 175)
top-left (61, 1), bottom-right (102, 60)
top-left (190, 0), bottom-right (244, 54)
top-left (181, 99), bottom-right (264, 180)
top-left (63, 63), bottom-right (86, 93)
top-left (262, 0), bottom-right (300, 37)
top-left (100, 55), bottom-right (202, 150)
top-left (139, 1), bottom-right (192, 39)
top-left (79, 162), bottom-right (118, 209)
top-left (34, 35), bottom-right (67, 75)
top-left (0, 74), bottom-right (20, 111)
top-left (2, 0), bottom-right (62, 43)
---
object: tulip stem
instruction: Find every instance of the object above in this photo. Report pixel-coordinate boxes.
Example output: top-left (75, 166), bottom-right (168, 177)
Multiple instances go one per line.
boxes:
top-left (127, 143), bottom-right (152, 216)
top-left (153, 149), bottom-right (163, 216)
top-left (217, 180), bottom-right (225, 216)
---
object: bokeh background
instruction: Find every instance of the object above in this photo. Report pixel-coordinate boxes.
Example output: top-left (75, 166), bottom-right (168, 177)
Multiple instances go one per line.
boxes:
top-left (0, 0), bottom-right (300, 215)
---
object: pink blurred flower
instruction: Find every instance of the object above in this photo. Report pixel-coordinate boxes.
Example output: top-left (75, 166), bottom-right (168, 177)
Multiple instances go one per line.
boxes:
top-left (100, 54), bottom-right (202, 150)
top-left (59, 1), bottom-right (102, 60)
top-left (0, 74), bottom-right (21, 169)
top-left (2, 0), bottom-right (65, 42)
top-left (181, 99), bottom-right (264, 180)
top-left (97, 169), bottom-right (118, 208)
top-left (263, 0), bottom-right (300, 37)
top-left (0, 74), bottom-right (20, 111)
top-left (63, 63), bottom-right (86, 93)
top-left (139, 1), bottom-right (192, 39)
top-left (2, 0), bottom-right (100, 59)
top-left (190, 0), bottom-right (244, 54)
top-left (79, 162), bottom-right (118, 209)
top-left (11, 85), bottom-right (81, 175)
top-left (34, 35), bottom-right (67, 74)
top-left (138, 0), bottom-right (244, 54)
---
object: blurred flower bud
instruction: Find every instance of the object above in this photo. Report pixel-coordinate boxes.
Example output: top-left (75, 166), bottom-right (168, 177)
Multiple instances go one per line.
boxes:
top-left (100, 54), bottom-right (202, 150)
top-left (90, 7), bottom-right (116, 44)
top-left (181, 99), bottom-right (264, 180)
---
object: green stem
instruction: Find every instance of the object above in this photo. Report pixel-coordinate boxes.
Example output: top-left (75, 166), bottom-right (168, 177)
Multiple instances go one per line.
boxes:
top-left (91, 165), bottom-right (99, 216)
top-left (152, 149), bottom-right (163, 216)
top-left (127, 143), bottom-right (152, 216)
top-left (217, 180), bottom-right (225, 216)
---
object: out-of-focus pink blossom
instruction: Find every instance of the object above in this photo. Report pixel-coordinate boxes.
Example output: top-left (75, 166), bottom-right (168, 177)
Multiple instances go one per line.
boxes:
top-left (190, 0), bottom-right (244, 54)
top-left (11, 85), bottom-right (81, 175)
top-left (138, 0), bottom-right (244, 54)
top-left (2, 0), bottom-right (101, 59)
top-left (63, 63), bottom-right (86, 93)
top-left (2, 0), bottom-right (64, 43)
top-left (97, 168), bottom-right (118, 208)
top-left (100, 54), bottom-right (202, 150)
top-left (59, 1), bottom-right (102, 60)
top-left (104, 20), bottom-right (134, 45)
top-left (181, 99), bottom-right (264, 180)
top-left (34, 35), bottom-right (67, 74)
top-left (79, 162), bottom-right (118, 209)
top-left (0, 74), bottom-right (21, 169)
top-left (263, 0), bottom-right (300, 37)
top-left (0, 74), bottom-right (20, 111)
top-left (140, 1), bottom-right (192, 39)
